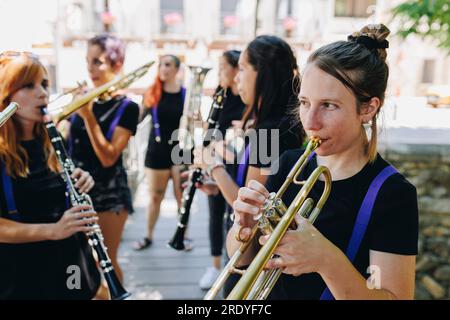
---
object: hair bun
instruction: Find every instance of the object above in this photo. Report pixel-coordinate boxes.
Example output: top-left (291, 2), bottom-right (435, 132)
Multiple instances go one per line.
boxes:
top-left (348, 24), bottom-right (390, 61)
top-left (348, 34), bottom-right (389, 49)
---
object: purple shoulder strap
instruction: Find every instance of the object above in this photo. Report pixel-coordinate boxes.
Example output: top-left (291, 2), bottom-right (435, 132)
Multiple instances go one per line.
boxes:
top-left (236, 144), bottom-right (251, 187)
top-left (181, 86), bottom-right (186, 103)
top-left (68, 98), bottom-right (131, 154)
top-left (0, 162), bottom-right (20, 221)
top-left (320, 165), bottom-right (398, 300)
top-left (1, 162), bottom-right (70, 221)
top-left (151, 87), bottom-right (185, 143)
top-left (67, 114), bottom-right (76, 156)
top-left (106, 98), bottom-right (131, 141)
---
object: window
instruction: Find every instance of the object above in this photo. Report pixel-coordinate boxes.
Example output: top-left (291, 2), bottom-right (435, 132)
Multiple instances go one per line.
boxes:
top-left (276, 0), bottom-right (296, 38)
top-left (334, 0), bottom-right (376, 18)
top-left (160, 0), bottom-right (184, 34)
top-left (221, 0), bottom-right (240, 35)
top-left (422, 59), bottom-right (436, 83)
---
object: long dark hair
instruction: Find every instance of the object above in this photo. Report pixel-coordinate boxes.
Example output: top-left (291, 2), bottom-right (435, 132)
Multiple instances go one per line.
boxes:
top-left (214, 50), bottom-right (241, 95)
top-left (223, 50), bottom-right (240, 68)
top-left (242, 35), bottom-right (300, 129)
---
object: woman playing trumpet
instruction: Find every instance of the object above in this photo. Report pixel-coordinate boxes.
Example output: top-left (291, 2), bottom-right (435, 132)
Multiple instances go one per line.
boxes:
top-left (229, 25), bottom-right (419, 299)
top-left (0, 51), bottom-right (100, 299)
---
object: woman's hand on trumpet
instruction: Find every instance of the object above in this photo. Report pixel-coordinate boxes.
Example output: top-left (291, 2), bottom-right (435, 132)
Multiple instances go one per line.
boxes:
top-left (75, 100), bottom-right (94, 120)
top-left (72, 85), bottom-right (94, 120)
top-left (232, 180), bottom-right (270, 240)
top-left (259, 214), bottom-right (338, 277)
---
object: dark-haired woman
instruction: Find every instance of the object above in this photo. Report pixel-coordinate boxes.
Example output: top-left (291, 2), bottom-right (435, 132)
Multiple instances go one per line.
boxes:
top-left (230, 24), bottom-right (418, 300)
top-left (133, 55), bottom-right (186, 250)
top-left (193, 35), bottom-right (305, 295)
top-left (199, 50), bottom-right (246, 290)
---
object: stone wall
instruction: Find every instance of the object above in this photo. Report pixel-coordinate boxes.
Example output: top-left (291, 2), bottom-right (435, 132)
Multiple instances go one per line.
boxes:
top-left (381, 144), bottom-right (450, 300)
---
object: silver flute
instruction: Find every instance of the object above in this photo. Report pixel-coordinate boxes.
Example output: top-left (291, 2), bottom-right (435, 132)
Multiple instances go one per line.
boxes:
top-left (0, 102), bottom-right (19, 127)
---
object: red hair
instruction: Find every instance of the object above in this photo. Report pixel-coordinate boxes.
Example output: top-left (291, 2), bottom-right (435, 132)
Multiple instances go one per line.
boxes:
top-left (143, 74), bottom-right (163, 108)
top-left (143, 55), bottom-right (181, 108)
top-left (0, 53), bottom-right (59, 177)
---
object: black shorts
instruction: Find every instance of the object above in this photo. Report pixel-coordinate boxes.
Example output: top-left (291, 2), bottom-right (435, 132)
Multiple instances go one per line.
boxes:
top-left (144, 138), bottom-right (192, 170)
top-left (89, 165), bottom-right (134, 214)
top-left (145, 139), bottom-right (175, 170)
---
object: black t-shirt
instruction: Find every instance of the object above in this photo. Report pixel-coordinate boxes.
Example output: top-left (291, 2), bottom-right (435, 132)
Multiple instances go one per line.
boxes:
top-left (70, 95), bottom-right (139, 177)
top-left (230, 115), bottom-right (303, 183)
top-left (264, 149), bottom-right (419, 299)
top-left (216, 91), bottom-right (245, 138)
top-left (0, 139), bottom-right (100, 299)
top-left (223, 115), bottom-right (302, 217)
top-left (148, 89), bottom-right (184, 145)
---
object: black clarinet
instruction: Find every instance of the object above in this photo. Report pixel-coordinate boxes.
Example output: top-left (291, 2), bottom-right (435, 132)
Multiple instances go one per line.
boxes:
top-left (41, 108), bottom-right (131, 300)
top-left (168, 88), bottom-right (226, 250)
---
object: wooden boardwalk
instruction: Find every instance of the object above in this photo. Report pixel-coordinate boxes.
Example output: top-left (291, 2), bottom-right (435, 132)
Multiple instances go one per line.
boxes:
top-left (118, 180), bottom-right (216, 300)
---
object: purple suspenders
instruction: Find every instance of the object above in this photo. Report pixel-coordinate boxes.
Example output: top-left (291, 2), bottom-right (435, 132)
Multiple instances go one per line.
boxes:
top-left (1, 162), bottom-right (20, 221)
top-left (151, 87), bottom-right (186, 143)
top-left (320, 164), bottom-right (398, 300)
top-left (106, 98), bottom-right (130, 141)
top-left (68, 98), bottom-right (131, 155)
top-left (238, 150), bottom-right (397, 300)
top-left (236, 144), bottom-right (251, 187)
top-left (1, 163), bottom-right (71, 222)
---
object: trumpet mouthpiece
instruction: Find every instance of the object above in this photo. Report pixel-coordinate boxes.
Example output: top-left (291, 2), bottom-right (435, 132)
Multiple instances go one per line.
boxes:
top-left (309, 137), bottom-right (322, 150)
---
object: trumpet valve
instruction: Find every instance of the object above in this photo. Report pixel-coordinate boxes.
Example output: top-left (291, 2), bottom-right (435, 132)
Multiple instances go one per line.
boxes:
top-left (264, 208), bottom-right (281, 226)
top-left (258, 217), bottom-right (274, 236)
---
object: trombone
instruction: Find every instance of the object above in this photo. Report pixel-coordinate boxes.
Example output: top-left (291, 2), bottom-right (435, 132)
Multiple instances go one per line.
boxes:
top-left (49, 81), bottom-right (87, 104)
top-left (54, 61), bottom-right (154, 123)
top-left (0, 102), bottom-right (19, 127)
top-left (204, 138), bottom-right (332, 300)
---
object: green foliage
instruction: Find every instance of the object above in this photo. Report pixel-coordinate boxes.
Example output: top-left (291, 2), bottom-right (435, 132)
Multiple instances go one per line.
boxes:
top-left (392, 0), bottom-right (450, 53)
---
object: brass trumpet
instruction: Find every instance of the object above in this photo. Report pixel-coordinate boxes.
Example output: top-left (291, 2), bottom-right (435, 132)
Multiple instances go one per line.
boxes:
top-left (0, 102), bottom-right (19, 127)
top-left (54, 61), bottom-right (154, 123)
top-left (204, 138), bottom-right (332, 300)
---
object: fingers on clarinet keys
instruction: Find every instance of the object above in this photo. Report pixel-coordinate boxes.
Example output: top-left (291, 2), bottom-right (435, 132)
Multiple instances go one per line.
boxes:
top-left (51, 205), bottom-right (97, 240)
top-left (72, 169), bottom-right (95, 194)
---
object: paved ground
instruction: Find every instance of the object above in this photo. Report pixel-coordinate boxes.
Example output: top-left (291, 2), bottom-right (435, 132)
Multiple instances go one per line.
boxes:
top-left (118, 180), bottom-right (216, 300)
